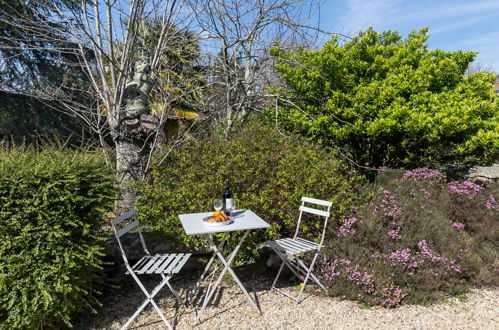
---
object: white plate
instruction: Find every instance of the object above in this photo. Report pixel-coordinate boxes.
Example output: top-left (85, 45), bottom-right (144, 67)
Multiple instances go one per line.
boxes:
top-left (203, 217), bottom-right (233, 226)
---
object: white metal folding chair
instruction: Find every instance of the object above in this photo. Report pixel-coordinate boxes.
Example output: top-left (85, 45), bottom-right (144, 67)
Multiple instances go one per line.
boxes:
top-left (111, 209), bottom-right (191, 330)
top-left (265, 196), bottom-right (332, 305)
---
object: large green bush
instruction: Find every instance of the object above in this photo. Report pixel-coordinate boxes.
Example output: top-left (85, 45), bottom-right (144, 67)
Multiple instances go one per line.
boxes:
top-left (0, 147), bottom-right (115, 329)
top-left (319, 168), bottom-right (498, 307)
top-left (138, 121), bottom-right (364, 260)
top-left (269, 28), bottom-right (499, 168)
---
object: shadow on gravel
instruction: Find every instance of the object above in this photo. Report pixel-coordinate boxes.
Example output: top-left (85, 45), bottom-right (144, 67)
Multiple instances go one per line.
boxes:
top-left (72, 256), bottom-right (303, 329)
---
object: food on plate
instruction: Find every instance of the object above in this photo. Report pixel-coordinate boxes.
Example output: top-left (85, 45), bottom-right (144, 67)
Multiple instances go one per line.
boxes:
top-left (205, 213), bottom-right (229, 222)
top-left (213, 210), bottom-right (222, 216)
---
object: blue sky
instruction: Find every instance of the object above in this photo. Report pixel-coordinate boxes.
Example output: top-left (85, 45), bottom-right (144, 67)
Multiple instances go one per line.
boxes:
top-left (319, 0), bottom-right (499, 72)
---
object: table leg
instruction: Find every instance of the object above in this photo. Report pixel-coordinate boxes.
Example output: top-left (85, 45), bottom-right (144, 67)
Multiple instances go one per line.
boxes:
top-left (195, 230), bottom-right (260, 323)
top-left (188, 233), bottom-right (228, 305)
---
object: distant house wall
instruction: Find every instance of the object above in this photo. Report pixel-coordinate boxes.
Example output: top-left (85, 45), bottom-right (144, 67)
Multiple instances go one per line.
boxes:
top-left (494, 75), bottom-right (499, 94)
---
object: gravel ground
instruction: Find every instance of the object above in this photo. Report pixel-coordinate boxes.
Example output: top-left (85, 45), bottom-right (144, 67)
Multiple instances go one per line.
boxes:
top-left (78, 268), bottom-right (498, 330)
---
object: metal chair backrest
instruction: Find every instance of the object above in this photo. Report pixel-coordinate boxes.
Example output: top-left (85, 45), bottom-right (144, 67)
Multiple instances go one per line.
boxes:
top-left (293, 197), bottom-right (332, 249)
top-left (111, 209), bottom-right (150, 267)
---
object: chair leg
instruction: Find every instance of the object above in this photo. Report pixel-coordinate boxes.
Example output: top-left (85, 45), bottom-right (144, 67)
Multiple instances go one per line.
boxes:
top-left (121, 298), bottom-right (150, 330)
top-left (162, 273), bottom-right (187, 308)
top-left (167, 281), bottom-right (185, 306)
top-left (272, 248), bottom-right (303, 279)
top-left (270, 249), bottom-right (326, 305)
top-left (150, 299), bottom-right (173, 330)
top-left (271, 260), bottom-right (286, 290)
top-left (294, 253), bottom-right (321, 305)
top-left (121, 272), bottom-right (174, 330)
top-left (121, 297), bottom-right (173, 330)
top-left (296, 259), bottom-right (326, 291)
top-left (295, 268), bottom-right (312, 306)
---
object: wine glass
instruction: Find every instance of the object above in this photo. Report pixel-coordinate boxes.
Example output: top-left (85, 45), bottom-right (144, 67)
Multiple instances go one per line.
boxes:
top-left (213, 199), bottom-right (223, 211)
top-left (229, 200), bottom-right (236, 217)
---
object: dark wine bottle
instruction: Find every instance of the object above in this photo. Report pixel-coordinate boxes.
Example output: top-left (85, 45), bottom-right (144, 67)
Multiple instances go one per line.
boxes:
top-left (222, 184), bottom-right (233, 215)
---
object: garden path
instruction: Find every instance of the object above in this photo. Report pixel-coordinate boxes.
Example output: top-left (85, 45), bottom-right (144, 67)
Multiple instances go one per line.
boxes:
top-left (79, 272), bottom-right (498, 329)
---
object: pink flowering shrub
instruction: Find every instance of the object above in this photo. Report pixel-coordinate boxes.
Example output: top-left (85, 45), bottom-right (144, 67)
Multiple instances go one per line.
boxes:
top-left (448, 180), bottom-right (484, 198)
top-left (378, 287), bottom-right (406, 308)
top-left (485, 195), bottom-right (499, 211)
top-left (452, 222), bottom-right (465, 229)
top-left (320, 168), bottom-right (498, 307)
top-left (403, 167), bottom-right (445, 184)
top-left (337, 217), bottom-right (357, 236)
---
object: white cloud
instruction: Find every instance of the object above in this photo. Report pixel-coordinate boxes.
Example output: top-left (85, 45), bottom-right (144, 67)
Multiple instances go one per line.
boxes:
top-left (331, 0), bottom-right (499, 71)
top-left (448, 31), bottom-right (499, 72)
top-left (431, 13), bottom-right (497, 34)
top-left (339, 0), bottom-right (402, 33)
top-left (397, 1), bottom-right (499, 23)
top-left (339, 0), bottom-right (499, 33)
top-left (454, 31), bottom-right (499, 48)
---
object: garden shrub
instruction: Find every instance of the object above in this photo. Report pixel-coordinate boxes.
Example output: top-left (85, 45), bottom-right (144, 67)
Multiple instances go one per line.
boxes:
top-left (138, 121), bottom-right (364, 260)
top-left (319, 168), bottom-right (498, 307)
top-left (269, 28), bottom-right (499, 168)
top-left (0, 146), bottom-right (115, 329)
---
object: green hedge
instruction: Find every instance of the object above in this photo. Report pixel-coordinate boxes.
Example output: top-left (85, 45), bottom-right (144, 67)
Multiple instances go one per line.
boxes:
top-left (138, 121), bottom-right (364, 261)
top-left (0, 147), bottom-right (115, 329)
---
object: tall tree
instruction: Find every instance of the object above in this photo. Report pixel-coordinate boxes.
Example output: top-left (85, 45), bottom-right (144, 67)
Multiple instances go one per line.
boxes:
top-left (0, 0), bottom-right (84, 92)
top-left (1, 0), bottom-right (325, 207)
top-left (0, 0), bottom-right (202, 208)
top-left (187, 0), bottom-right (322, 133)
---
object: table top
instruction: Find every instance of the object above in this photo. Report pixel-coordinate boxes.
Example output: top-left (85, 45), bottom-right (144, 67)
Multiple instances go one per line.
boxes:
top-left (178, 209), bottom-right (270, 235)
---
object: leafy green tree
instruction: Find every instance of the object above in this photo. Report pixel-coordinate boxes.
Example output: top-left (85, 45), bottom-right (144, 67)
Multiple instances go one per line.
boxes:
top-left (0, 0), bottom-right (85, 92)
top-left (269, 28), bottom-right (498, 168)
top-left (143, 21), bottom-right (205, 135)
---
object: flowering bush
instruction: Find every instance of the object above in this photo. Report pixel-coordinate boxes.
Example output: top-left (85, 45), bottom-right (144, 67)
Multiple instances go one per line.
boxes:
top-left (448, 180), bottom-right (484, 198)
top-left (320, 168), bottom-right (498, 307)
top-left (403, 167), bottom-right (445, 184)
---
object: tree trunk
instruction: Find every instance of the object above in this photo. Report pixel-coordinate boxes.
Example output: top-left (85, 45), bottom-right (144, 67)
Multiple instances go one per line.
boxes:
top-left (114, 57), bottom-right (157, 211)
top-left (115, 137), bottom-right (149, 210)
